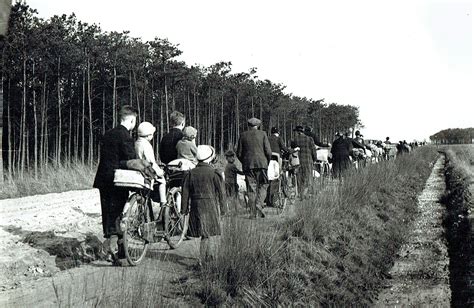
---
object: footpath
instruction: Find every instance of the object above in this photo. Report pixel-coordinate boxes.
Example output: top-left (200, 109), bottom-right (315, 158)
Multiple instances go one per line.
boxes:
top-left (375, 155), bottom-right (451, 306)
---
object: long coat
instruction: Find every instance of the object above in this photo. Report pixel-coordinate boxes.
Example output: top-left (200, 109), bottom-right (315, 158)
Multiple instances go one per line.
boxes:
top-left (331, 136), bottom-right (352, 176)
top-left (93, 125), bottom-right (136, 189)
top-left (292, 132), bottom-right (317, 188)
top-left (236, 129), bottom-right (272, 172)
top-left (181, 162), bottom-right (225, 238)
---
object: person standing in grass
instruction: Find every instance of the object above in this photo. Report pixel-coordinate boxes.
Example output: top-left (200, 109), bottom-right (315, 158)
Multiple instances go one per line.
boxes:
top-left (224, 149), bottom-right (244, 207)
top-left (291, 125), bottom-right (317, 196)
top-left (331, 132), bottom-right (352, 181)
top-left (181, 145), bottom-right (225, 263)
top-left (236, 118), bottom-right (272, 219)
top-left (159, 111), bottom-right (185, 164)
top-left (176, 126), bottom-right (198, 164)
top-left (93, 105), bottom-right (138, 266)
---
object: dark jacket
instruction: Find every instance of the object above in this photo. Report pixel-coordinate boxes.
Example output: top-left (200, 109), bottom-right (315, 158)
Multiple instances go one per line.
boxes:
top-left (181, 162), bottom-right (225, 237)
top-left (225, 162), bottom-right (243, 184)
top-left (269, 134), bottom-right (290, 155)
top-left (331, 136), bottom-right (352, 176)
top-left (236, 129), bottom-right (272, 172)
top-left (93, 125), bottom-right (136, 189)
top-left (159, 128), bottom-right (184, 164)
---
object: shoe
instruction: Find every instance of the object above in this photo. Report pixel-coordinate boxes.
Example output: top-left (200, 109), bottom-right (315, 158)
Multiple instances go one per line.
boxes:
top-left (112, 258), bottom-right (130, 267)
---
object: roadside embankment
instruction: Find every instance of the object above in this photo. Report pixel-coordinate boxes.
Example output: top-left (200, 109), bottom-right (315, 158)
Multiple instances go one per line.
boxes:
top-left (440, 146), bottom-right (474, 306)
top-left (195, 147), bottom-right (439, 306)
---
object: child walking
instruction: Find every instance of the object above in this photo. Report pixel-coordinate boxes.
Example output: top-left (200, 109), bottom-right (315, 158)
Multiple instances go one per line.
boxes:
top-left (224, 150), bottom-right (244, 209)
top-left (181, 145), bottom-right (225, 263)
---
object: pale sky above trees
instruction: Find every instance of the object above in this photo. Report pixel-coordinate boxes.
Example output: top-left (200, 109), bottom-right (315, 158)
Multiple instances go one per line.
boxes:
top-left (26, 0), bottom-right (472, 142)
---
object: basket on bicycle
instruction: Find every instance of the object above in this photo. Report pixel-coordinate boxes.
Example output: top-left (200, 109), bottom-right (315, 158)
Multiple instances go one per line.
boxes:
top-left (166, 158), bottom-right (195, 188)
top-left (113, 169), bottom-right (153, 190)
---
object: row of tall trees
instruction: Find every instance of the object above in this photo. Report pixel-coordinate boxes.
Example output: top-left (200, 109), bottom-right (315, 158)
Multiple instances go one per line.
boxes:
top-left (0, 3), bottom-right (361, 178)
top-left (430, 128), bottom-right (474, 144)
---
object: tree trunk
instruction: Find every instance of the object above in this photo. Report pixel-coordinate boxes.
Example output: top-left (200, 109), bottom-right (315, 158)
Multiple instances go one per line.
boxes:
top-left (32, 61), bottom-right (38, 178)
top-left (220, 94), bottom-right (224, 153)
top-left (112, 65), bottom-right (117, 126)
top-left (82, 71), bottom-right (85, 164)
top-left (87, 56), bottom-right (93, 166)
top-left (57, 56), bottom-right (62, 166)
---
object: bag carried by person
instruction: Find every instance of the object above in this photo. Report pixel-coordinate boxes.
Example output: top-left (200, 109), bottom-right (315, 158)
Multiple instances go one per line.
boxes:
top-left (290, 151), bottom-right (300, 167)
top-left (267, 160), bottom-right (280, 180)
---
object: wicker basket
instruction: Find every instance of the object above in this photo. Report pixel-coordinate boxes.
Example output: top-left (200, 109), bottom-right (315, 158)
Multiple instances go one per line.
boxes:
top-left (114, 169), bottom-right (152, 190)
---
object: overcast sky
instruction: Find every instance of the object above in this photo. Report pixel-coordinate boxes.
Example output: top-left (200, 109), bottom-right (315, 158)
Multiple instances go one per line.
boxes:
top-left (26, 0), bottom-right (472, 142)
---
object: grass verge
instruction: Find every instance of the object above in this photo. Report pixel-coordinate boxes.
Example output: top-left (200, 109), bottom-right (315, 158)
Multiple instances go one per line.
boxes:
top-left (0, 162), bottom-right (96, 199)
top-left (195, 147), bottom-right (438, 306)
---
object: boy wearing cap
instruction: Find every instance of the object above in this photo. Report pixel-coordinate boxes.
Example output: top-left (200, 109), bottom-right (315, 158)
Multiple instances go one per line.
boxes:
top-left (224, 150), bottom-right (244, 202)
top-left (176, 126), bottom-right (198, 164)
top-left (181, 145), bottom-right (225, 263)
top-left (135, 121), bottom-right (167, 209)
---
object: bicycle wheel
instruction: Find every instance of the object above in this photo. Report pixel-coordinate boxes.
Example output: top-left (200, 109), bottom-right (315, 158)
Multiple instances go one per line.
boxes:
top-left (122, 193), bottom-right (150, 266)
top-left (164, 188), bottom-right (189, 249)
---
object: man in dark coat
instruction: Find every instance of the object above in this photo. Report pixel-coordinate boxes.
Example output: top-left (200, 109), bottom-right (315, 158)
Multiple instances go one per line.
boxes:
top-left (93, 105), bottom-right (137, 264)
top-left (236, 118), bottom-right (272, 218)
top-left (292, 126), bottom-right (317, 195)
top-left (181, 145), bottom-right (225, 262)
top-left (331, 132), bottom-right (352, 180)
top-left (159, 111), bottom-right (185, 164)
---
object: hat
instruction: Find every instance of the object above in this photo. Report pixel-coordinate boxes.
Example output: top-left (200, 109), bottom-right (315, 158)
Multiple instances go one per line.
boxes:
top-left (247, 117), bottom-right (261, 126)
top-left (224, 149), bottom-right (235, 157)
top-left (271, 127), bottom-right (280, 134)
top-left (196, 145), bottom-right (216, 163)
top-left (137, 122), bottom-right (156, 137)
top-left (294, 125), bottom-right (304, 133)
top-left (183, 126), bottom-right (197, 139)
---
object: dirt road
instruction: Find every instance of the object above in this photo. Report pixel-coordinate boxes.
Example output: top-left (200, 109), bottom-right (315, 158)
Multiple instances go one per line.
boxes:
top-left (0, 189), bottom-right (202, 307)
top-left (375, 156), bottom-right (451, 306)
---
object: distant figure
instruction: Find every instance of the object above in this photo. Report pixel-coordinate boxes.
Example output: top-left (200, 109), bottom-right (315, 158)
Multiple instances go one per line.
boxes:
top-left (224, 149), bottom-right (244, 201)
top-left (236, 118), bottom-right (272, 219)
top-left (292, 125), bottom-right (317, 196)
top-left (384, 137), bottom-right (391, 145)
top-left (159, 111), bottom-right (185, 164)
top-left (331, 132), bottom-right (352, 180)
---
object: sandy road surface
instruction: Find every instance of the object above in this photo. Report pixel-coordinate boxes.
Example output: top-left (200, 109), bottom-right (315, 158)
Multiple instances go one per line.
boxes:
top-left (0, 189), bottom-right (203, 307)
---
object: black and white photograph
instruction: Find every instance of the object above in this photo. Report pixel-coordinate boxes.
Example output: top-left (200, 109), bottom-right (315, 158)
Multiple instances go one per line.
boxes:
top-left (0, 0), bottom-right (472, 306)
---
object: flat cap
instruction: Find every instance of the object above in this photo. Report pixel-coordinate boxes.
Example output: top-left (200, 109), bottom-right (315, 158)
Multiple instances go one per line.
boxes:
top-left (247, 117), bottom-right (261, 126)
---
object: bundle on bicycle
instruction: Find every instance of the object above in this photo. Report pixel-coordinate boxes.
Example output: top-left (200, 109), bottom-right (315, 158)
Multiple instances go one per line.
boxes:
top-left (113, 160), bottom-right (192, 266)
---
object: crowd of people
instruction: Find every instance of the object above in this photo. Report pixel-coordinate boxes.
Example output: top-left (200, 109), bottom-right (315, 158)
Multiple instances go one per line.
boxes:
top-left (94, 105), bottom-right (421, 266)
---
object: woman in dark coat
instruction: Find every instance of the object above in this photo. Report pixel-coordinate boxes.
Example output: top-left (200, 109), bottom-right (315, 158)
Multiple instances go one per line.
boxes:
top-left (181, 145), bottom-right (225, 262)
top-left (331, 132), bottom-right (353, 180)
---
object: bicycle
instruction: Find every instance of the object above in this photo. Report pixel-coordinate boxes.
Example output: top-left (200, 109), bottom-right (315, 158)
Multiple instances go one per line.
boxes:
top-left (116, 162), bottom-right (189, 266)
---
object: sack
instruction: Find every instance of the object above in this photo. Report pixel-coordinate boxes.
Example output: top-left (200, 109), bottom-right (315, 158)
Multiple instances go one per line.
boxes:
top-left (290, 152), bottom-right (300, 167)
top-left (267, 160), bottom-right (280, 181)
top-left (316, 148), bottom-right (329, 162)
top-left (114, 169), bottom-right (153, 190)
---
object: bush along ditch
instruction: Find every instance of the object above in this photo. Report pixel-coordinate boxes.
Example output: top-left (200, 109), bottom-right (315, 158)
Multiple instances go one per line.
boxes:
top-left (194, 147), bottom-right (438, 306)
top-left (440, 148), bottom-right (474, 306)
